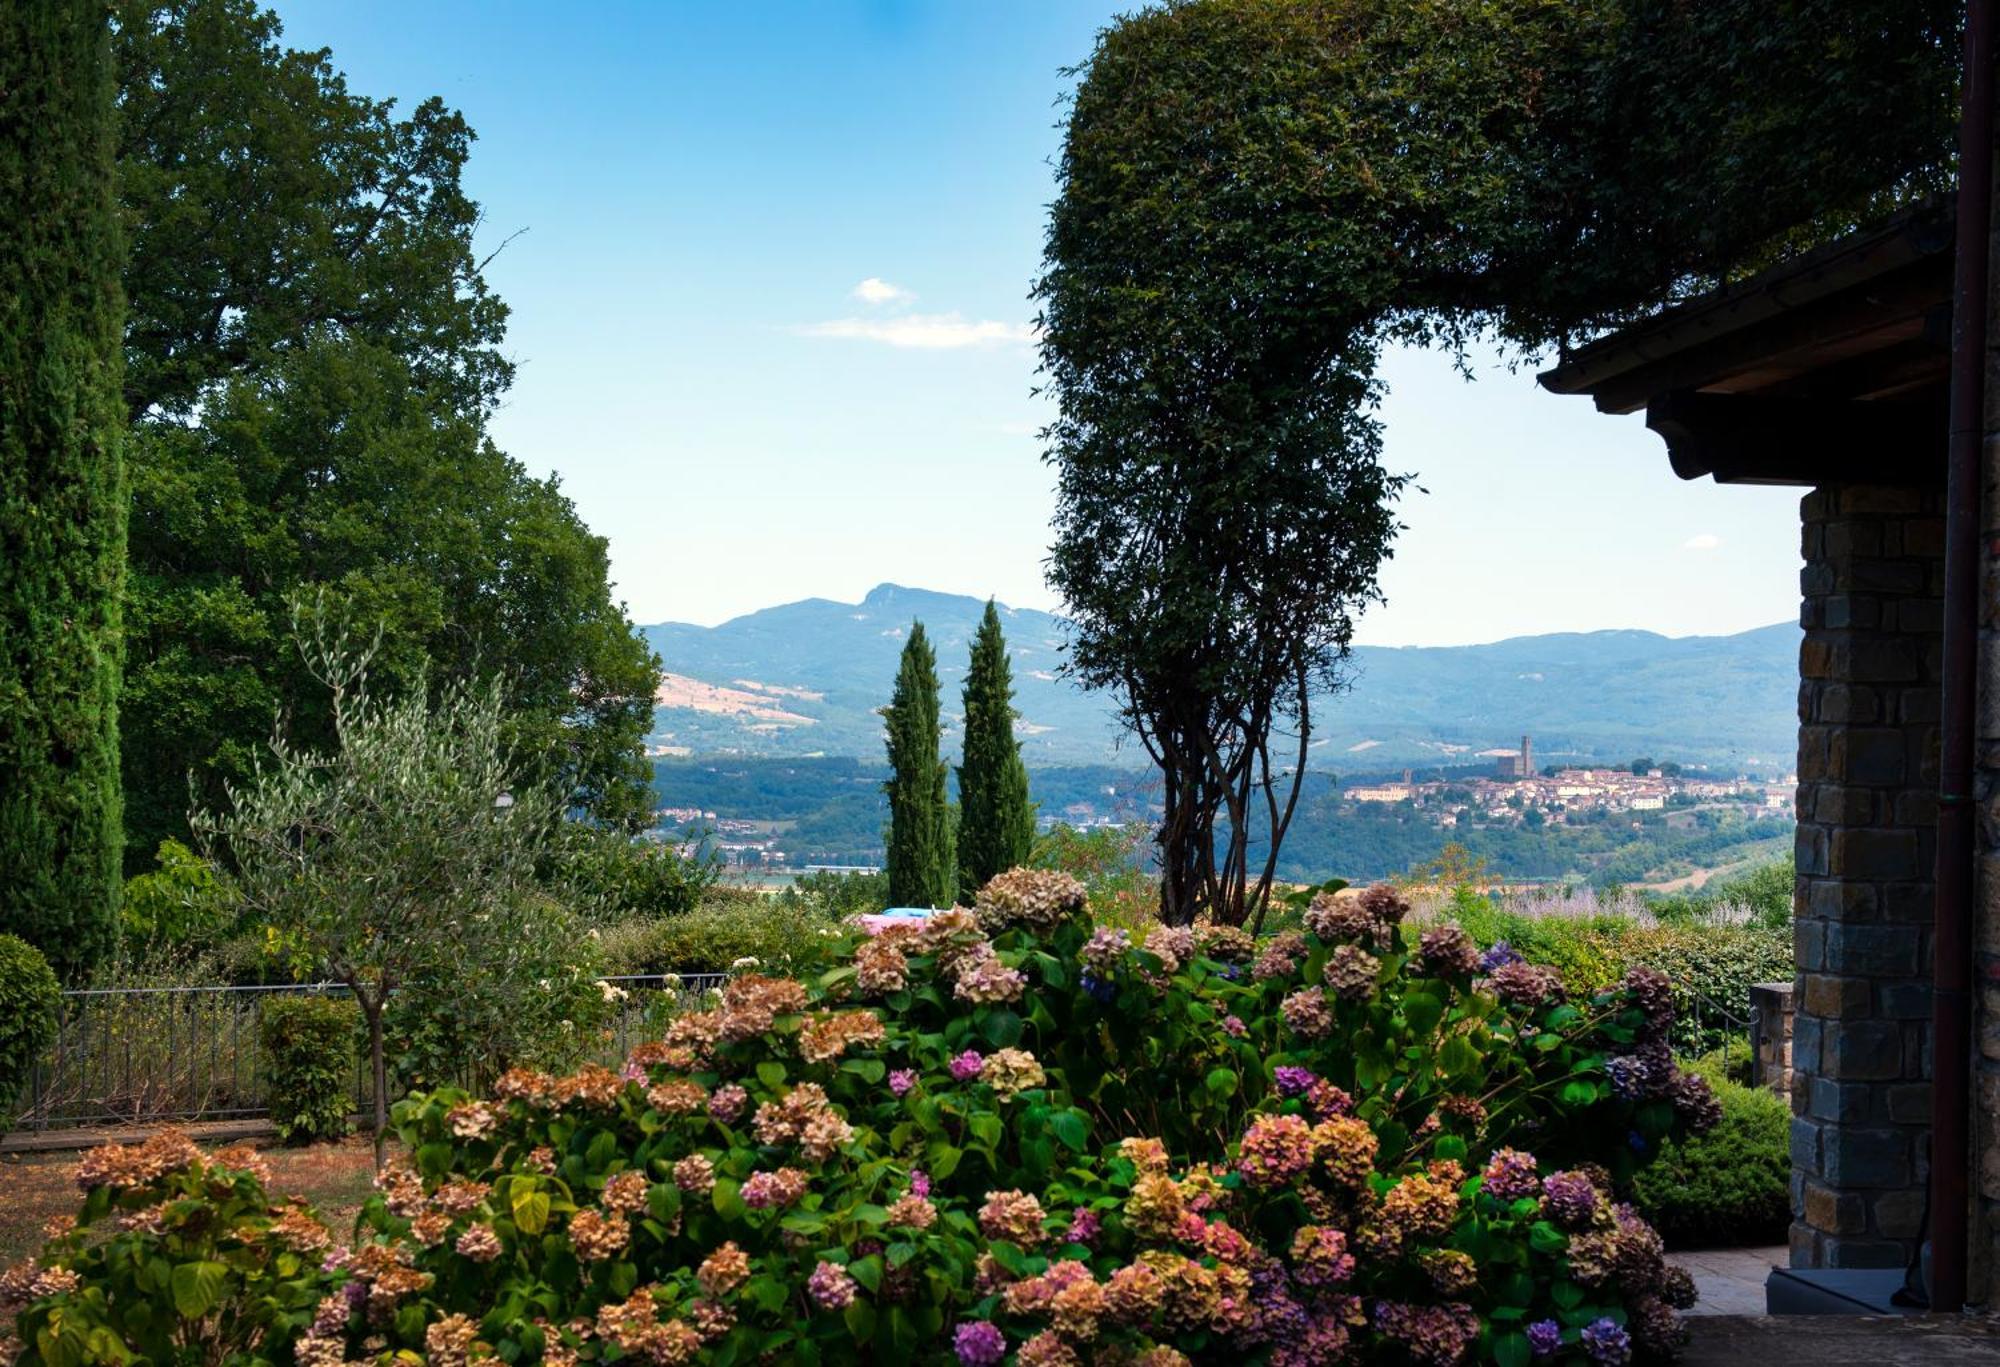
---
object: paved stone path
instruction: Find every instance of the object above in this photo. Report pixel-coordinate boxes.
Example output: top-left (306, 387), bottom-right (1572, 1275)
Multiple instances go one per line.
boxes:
top-left (1684, 1315), bottom-right (2000, 1362)
top-left (1672, 1246), bottom-right (1786, 1317)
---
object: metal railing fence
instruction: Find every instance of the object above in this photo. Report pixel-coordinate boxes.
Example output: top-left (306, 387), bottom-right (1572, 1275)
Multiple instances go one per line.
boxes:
top-left (12, 972), bottom-right (728, 1134)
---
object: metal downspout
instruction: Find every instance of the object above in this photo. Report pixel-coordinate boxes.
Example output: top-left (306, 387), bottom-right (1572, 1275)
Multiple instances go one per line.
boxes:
top-left (1931, 0), bottom-right (1994, 1313)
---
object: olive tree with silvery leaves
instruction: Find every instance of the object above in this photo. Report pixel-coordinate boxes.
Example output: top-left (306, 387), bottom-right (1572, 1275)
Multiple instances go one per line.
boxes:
top-left (195, 607), bottom-right (588, 1165)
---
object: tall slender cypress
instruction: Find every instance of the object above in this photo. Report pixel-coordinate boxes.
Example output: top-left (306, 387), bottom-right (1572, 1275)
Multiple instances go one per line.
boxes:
top-left (957, 600), bottom-right (1036, 900)
top-left (0, 0), bottom-right (127, 982)
top-left (882, 621), bottom-right (955, 907)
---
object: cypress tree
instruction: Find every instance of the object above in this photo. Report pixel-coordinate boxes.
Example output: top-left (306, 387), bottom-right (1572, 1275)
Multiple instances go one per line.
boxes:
top-left (0, 0), bottom-right (127, 982)
top-left (957, 600), bottom-right (1036, 901)
top-left (882, 621), bottom-right (955, 907)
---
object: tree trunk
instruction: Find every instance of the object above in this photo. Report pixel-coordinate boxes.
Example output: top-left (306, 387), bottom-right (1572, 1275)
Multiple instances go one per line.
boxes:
top-left (362, 995), bottom-right (388, 1169)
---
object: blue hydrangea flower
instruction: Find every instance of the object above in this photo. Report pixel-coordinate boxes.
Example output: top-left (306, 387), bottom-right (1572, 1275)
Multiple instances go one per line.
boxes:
top-left (1526, 1319), bottom-right (1562, 1357)
top-left (1581, 1317), bottom-right (1631, 1365)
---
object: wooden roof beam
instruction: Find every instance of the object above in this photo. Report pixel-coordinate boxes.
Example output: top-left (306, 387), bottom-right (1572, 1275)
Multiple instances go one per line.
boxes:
top-left (1644, 390), bottom-right (1947, 486)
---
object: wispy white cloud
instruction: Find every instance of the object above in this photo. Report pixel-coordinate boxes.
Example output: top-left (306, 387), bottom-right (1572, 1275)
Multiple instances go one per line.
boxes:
top-left (798, 312), bottom-right (1037, 350)
top-left (1681, 532), bottom-right (1722, 551)
top-left (850, 277), bottom-right (914, 306)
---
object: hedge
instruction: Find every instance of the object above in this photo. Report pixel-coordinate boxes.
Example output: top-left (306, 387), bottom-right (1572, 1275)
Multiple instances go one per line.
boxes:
top-left (260, 993), bottom-right (360, 1144)
top-left (1626, 1050), bottom-right (1791, 1248)
top-left (0, 934), bottom-right (61, 1133)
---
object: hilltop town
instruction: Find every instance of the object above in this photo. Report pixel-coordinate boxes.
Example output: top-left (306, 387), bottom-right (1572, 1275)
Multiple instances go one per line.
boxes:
top-left (1344, 736), bottom-right (1796, 830)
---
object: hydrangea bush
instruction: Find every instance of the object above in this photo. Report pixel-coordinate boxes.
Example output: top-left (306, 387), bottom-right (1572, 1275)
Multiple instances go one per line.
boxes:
top-left (8, 871), bottom-right (1717, 1365)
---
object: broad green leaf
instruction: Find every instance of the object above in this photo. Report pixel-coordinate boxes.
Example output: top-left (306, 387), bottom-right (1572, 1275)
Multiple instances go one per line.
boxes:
top-left (512, 1189), bottom-right (551, 1235)
top-left (1403, 992), bottom-right (1444, 1036)
top-left (979, 1008), bottom-right (1023, 1048)
top-left (170, 1261), bottom-right (227, 1319)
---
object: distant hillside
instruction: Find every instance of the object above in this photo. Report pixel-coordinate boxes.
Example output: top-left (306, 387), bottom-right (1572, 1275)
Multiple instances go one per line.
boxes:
top-left (640, 584), bottom-right (1800, 772)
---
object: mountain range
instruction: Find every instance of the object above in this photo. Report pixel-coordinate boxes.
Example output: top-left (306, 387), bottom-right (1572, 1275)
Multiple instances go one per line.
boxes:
top-left (640, 584), bottom-right (1801, 774)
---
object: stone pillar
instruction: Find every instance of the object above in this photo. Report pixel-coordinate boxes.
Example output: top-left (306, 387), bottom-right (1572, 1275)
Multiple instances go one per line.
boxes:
top-left (1791, 483), bottom-right (1945, 1269)
top-left (1750, 981), bottom-right (1795, 1096)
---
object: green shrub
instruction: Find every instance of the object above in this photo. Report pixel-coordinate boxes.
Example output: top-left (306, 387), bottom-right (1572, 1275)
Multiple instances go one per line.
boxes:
top-left (260, 993), bottom-right (361, 1144)
top-left (596, 895), bottom-right (839, 976)
top-left (120, 838), bottom-right (239, 949)
top-left (325, 879), bottom-right (1705, 1361)
top-left (383, 896), bottom-right (613, 1094)
top-left (546, 821), bottom-right (714, 919)
top-left (13, 1133), bottom-right (340, 1364)
top-left (1033, 822), bottom-right (1158, 929)
top-left (1627, 1060), bottom-right (1790, 1248)
top-left (1444, 901), bottom-right (1791, 1056)
top-left (0, 934), bottom-right (61, 1132)
top-left (21, 877), bottom-right (1725, 1363)
top-left (775, 868), bottom-right (890, 919)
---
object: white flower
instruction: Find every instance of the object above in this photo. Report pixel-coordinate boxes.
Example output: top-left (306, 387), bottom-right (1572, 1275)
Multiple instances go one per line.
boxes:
top-left (731, 956), bottom-right (760, 971)
top-left (661, 973), bottom-right (683, 990)
top-left (597, 980), bottom-right (629, 1003)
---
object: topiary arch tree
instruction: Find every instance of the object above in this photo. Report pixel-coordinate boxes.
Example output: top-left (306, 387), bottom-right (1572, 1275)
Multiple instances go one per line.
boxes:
top-left (1037, 0), bottom-right (1957, 927)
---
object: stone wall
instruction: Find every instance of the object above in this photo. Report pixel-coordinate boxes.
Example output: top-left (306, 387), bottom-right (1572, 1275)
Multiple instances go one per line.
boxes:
top-left (1790, 482), bottom-right (1945, 1269)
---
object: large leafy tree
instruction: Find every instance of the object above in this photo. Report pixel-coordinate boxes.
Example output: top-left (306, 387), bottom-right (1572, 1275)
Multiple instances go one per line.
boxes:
top-left (956, 601), bottom-right (1036, 901)
top-left (882, 623), bottom-right (955, 908)
top-left (1038, 0), bottom-right (1957, 927)
top-left (122, 338), bottom-right (659, 858)
top-left (0, 0), bottom-right (127, 982)
top-left (112, 1), bottom-right (659, 862)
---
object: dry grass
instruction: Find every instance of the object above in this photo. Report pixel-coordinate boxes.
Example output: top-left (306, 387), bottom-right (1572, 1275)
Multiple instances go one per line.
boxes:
top-left (0, 1134), bottom-right (384, 1266)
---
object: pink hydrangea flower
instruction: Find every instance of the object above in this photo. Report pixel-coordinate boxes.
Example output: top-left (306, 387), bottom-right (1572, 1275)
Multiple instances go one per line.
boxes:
top-left (949, 1050), bottom-right (985, 1081)
top-left (807, 1260), bottom-right (857, 1310)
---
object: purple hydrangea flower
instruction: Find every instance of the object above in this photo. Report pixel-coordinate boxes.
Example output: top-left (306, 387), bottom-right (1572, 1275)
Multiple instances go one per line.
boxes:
top-left (1581, 1317), bottom-right (1631, 1365)
top-left (1481, 1148), bottom-right (1542, 1203)
top-left (1079, 969), bottom-right (1118, 1004)
top-left (1065, 1206), bottom-right (1102, 1245)
top-left (1526, 1319), bottom-right (1562, 1357)
top-left (1543, 1169), bottom-right (1601, 1229)
top-left (953, 1320), bottom-right (1007, 1366)
top-left (1478, 940), bottom-right (1524, 973)
top-left (1273, 1065), bottom-right (1317, 1096)
top-left (949, 1050), bottom-right (985, 1081)
top-left (909, 1168), bottom-right (931, 1198)
top-left (888, 1068), bottom-right (917, 1097)
top-left (1221, 1014), bottom-right (1247, 1037)
top-left (1605, 1054), bottom-right (1651, 1100)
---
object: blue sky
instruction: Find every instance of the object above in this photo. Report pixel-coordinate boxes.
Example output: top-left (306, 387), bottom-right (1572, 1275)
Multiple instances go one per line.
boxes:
top-left (271, 0), bottom-right (1806, 645)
